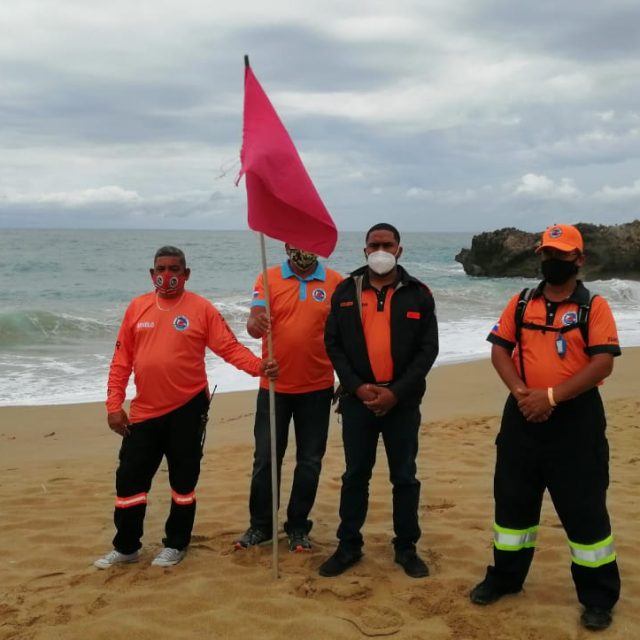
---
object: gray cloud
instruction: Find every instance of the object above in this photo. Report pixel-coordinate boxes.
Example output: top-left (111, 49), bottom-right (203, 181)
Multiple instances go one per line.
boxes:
top-left (1, 0), bottom-right (639, 233)
top-left (462, 1), bottom-right (640, 63)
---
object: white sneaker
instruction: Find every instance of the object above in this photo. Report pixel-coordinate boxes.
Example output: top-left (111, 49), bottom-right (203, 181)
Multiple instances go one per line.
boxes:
top-left (94, 549), bottom-right (140, 569)
top-left (151, 547), bottom-right (186, 567)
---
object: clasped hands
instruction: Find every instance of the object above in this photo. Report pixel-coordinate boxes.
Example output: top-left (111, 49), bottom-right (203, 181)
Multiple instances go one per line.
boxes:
top-left (356, 383), bottom-right (398, 417)
top-left (514, 386), bottom-right (554, 423)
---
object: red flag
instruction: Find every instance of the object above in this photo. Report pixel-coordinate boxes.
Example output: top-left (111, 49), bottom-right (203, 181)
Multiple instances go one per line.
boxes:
top-left (237, 63), bottom-right (337, 258)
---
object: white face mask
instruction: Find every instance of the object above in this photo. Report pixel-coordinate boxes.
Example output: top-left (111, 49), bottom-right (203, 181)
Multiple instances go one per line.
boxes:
top-left (367, 250), bottom-right (397, 275)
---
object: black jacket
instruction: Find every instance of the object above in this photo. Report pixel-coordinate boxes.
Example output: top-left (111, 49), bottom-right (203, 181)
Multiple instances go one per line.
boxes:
top-left (325, 265), bottom-right (439, 408)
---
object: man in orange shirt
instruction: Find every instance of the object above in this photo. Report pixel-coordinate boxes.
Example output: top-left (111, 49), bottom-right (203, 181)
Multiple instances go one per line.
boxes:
top-left (319, 223), bottom-right (439, 578)
top-left (234, 244), bottom-right (342, 553)
top-left (94, 246), bottom-right (277, 569)
top-left (470, 225), bottom-right (621, 631)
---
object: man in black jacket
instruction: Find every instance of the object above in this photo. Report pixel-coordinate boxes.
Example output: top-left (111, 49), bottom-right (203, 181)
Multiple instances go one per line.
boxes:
top-left (319, 223), bottom-right (439, 578)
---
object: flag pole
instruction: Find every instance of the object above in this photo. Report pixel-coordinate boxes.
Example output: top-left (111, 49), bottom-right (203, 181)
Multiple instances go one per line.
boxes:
top-left (246, 53), bottom-right (279, 579)
top-left (243, 54), bottom-right (279, 578)
top-left (258, 231), bottom-right (279, 580)
top-left (240, 52), bottom-right (336, 574)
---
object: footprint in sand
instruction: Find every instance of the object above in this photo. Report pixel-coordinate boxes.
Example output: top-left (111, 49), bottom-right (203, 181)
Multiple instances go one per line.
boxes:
top-left (27, 572), bottom-right (66, 592)
top-left (316, 578), bottom-right (372, 601)
top-left (337, 605), bottom-right (404, 637)
top-left (49, 604), bottom-right (72, 626)
top-left (87, 594), bottom-right (109, 614)
top-left (190, 533), bottom-right (215, 545)
top-left (426, 500), bottom-right (456, 511)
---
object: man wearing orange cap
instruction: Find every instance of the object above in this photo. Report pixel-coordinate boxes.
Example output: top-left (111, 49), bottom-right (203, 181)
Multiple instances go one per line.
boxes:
top-left (470, 224), bottom-right (621, 631)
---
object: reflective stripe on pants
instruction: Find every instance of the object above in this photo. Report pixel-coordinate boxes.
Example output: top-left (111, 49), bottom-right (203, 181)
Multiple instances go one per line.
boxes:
top-left (569, 535), bottom-right (616, 568)
top-left (494, 523), bottom-right (538, 551)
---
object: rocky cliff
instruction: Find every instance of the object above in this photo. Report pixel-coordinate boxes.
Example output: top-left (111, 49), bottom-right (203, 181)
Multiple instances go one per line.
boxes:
top-left (455, 220), bottom-right (640, 280)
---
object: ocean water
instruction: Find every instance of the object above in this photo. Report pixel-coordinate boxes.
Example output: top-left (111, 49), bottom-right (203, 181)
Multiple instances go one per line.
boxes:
top-left (1, 229), bottom-right (639, 407)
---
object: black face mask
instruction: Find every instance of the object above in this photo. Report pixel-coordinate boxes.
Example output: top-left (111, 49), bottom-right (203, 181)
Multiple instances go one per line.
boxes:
top-left (541, 258), bottom-right (579, 285)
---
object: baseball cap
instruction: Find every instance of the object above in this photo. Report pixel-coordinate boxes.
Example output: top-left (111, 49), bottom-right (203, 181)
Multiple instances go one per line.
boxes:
top-left (535, 224), bottom-right (583, 254)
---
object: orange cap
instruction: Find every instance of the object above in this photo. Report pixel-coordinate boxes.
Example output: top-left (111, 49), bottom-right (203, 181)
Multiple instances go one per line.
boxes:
top-left (535, 224), bottom-right (583, 254)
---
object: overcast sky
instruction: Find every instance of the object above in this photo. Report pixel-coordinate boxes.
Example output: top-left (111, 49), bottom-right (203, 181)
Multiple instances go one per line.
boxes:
top-left (1, 0), bottom-right (639, 232)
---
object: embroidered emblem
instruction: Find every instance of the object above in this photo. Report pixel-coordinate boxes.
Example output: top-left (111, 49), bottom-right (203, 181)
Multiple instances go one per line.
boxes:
top-left (561, 311), bottom-right (578, 326)
top-left (549, 226), bottom-right (563, 238)
top-left (312, 288), bottom-right (327, 302)
top-left (173, 315), bottom-right (189, 331)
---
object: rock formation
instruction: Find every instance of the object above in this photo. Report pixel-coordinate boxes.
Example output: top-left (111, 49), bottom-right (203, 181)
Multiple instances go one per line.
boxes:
top-left (455, 220), bottom-right (640, 280)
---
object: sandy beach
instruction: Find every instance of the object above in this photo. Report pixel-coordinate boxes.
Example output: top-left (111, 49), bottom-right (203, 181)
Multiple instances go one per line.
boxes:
top-left (1, 350), bottom-right (638, 640)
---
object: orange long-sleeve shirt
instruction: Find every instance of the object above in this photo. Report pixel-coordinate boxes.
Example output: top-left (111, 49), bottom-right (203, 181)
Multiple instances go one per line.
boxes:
top-left (107, 291), bottom-right (261, 422)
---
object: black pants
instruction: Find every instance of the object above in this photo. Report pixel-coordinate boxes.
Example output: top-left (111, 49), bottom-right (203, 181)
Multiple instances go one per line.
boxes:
top-left (249, 386), bottom-right (332, 535)
top-left (112, 389), bottom-right (209, 554)
top-left (486, 388), bottom-right (620, 609)
top-left (336, 395), bottom-right (422, 553)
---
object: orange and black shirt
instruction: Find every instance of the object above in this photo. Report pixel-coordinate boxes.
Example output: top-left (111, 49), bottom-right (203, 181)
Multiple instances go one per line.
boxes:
top-left (325, 265), bottom-right (439, 408)
top-left (487, 281), bottom-right (621, 389)
top-left (360, 279), bottom-right (395, 383)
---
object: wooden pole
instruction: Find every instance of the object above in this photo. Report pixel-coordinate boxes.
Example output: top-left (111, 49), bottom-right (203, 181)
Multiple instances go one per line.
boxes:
top-left (258, 232), bottom-right (279, 579)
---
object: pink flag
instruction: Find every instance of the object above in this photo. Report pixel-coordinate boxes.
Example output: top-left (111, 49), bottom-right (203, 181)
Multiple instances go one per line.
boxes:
top-left (237, 63), bottom-right (337, 258)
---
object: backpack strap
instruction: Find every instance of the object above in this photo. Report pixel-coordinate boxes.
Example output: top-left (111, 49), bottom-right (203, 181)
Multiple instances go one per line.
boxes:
top-left (514, 288), bottom-right (533, 384)
top-left (513, 287), bottom-right (596, 385)
top-left (514, 288), bottom-right (533, 342)
top-left (576, 294), bottom-right (597, 345)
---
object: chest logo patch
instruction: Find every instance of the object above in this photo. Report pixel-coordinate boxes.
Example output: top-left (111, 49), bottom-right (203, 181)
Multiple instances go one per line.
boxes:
top-left (173, 315), bottom-right (189, 331)
top-left (561, 311), bottom-right (578, 326)
top-left (311, 287), bottom-right (327, 302)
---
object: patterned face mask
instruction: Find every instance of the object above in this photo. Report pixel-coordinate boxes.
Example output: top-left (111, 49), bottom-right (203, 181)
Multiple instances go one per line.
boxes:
top-left (152, 272), bottom-right (186, 295)
top-left (288, 248), bottom-right (318, 270)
